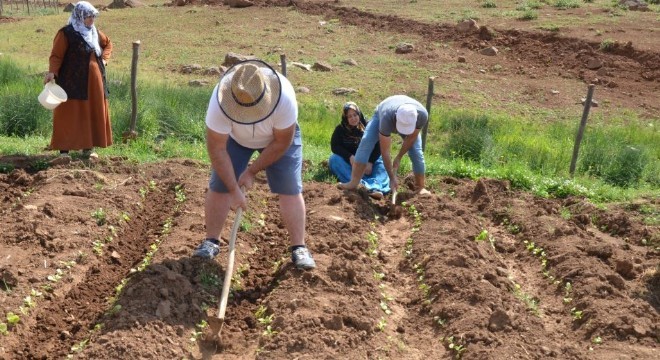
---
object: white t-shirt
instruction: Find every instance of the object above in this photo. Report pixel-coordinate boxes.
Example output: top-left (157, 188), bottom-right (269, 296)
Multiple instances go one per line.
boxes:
top-left (205, 72), bottom-right (298, 149)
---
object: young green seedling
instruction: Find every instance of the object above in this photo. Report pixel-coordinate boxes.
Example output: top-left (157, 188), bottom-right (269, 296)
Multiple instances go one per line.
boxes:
top-left (366, 230), bottom-right (379, 256)
top-left (91, 208), bottom-right (107, 226)
top-left (376, 317), bottom-right (387, 332)
top-left (189, 320), bottom-right (208, 342)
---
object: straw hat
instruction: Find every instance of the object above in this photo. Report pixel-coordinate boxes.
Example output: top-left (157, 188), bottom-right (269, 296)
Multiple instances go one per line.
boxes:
top-left (217, 59), bottom-right (282, 124)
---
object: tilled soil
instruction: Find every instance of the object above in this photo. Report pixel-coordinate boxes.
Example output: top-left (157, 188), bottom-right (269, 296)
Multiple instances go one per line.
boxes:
top-left (0, 1), bottom-right (658, 359)
top-left (0, 159), bottom-right (657, 359)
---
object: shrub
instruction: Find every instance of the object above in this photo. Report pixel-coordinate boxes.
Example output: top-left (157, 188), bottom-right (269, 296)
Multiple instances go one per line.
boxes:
top-left (482, 1), bottom-right (497, 8)
top-left (519, 9), bottom-right (539, 20)
top-left (554, 0), bottom-right (581, 9)
top-left (443, 114), bottom-right (495, 164)
top-left (603, 145), bottom-right (650, 187)
top-left (600, 39), bottom-right (616, 52)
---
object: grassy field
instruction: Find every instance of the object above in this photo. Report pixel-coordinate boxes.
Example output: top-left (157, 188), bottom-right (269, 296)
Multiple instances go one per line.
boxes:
top-left (0, 1), bottom-right (658, 203)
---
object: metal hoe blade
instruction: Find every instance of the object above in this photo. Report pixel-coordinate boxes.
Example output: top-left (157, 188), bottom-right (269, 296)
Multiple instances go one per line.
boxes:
top-left (388, 190), bottom-right (403, 219)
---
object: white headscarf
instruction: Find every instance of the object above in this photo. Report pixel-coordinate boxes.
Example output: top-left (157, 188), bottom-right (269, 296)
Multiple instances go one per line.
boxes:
top-left (68, 1), bottom-right (101, 57)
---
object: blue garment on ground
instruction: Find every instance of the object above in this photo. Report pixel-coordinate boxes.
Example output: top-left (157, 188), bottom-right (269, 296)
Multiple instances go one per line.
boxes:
top-left (329, 154), bottom-right (390, 194)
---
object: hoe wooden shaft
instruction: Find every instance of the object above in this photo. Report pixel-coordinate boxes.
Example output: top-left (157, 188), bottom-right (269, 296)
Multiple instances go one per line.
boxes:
top-left (217, 206), bottom-right (243, 320)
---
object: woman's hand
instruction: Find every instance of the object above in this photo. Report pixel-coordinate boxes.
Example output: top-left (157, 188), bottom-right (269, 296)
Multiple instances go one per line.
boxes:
top-left (43, 72), bottom-right (55, 84)
top-left (102, 59), bottom-right (107, 66)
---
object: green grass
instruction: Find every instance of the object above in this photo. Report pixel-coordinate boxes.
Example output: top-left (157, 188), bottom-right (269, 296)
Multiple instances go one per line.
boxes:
top-left (1, 57), bottom-right (658, 203)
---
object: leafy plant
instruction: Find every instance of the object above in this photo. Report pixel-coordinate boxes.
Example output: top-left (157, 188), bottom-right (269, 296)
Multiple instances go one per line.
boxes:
top-left (174, 184), bottom-right (186, 203)
top-left (539, 24), bottom-right (560, 32)
top-left (373, 271), bottom-right (385, 280)
top-left (404, 237), bottom-right (414, 257)
top-left (433, 315), bottom-right (446, 327)
top-left (553, 0), bottom-right (580, 9)
top-left (263, 325), bottom-right (278, 336)
top-left (445, 336), bottom-right (467, 359)
top-left (475, 229), bottom-right (489, 241)
top-left (563, 282), bottom-right (573, 304)
top-left (70, 339), bottom-right (89, 352)
top-left (47, 268), bottom-right (65, 282)
top-left (376, 317), bottom-right (387, 331)
top-left (482, 0), bottom-right (497, 8)
top-left (92, 240), bottom-right (105, 256)
top-left (366, 229), bottom-right (379, 256)
top-left (518, 9), bottom-right (539, 20)
top-left (257, 213), bottom-right (266, 227)
top-left (570, 307), bottom-right (584, 320)
top-left (511, 281), bottom-right (540, 315)
top-left (6, 312), bottom-right (20, 326)
top-left (91, 208), bottom-right (107, 226)
top-left (200, 268), bottom-right (221, 289)
top-left (599, 38), bottom-right (616, 52)
top-left (189, 320), bottom-right (208, 342)
top-left (380, 300), bottom-right (392, 315)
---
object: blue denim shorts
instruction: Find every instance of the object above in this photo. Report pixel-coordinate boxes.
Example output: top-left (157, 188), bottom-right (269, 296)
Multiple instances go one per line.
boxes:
top-left (209, 126), bottom-right (303, 195)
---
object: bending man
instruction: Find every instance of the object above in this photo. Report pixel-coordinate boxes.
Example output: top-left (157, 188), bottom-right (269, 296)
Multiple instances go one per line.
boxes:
top-left (338, 95), bottom-right (430, 194)
top-left (193, 59), bottom-right (316, 270)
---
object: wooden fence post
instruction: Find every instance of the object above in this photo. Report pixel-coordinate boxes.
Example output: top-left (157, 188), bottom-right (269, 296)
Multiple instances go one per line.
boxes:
top-left (280, 53), bottom-right (286, 77)
top-left (123, 40), bottom-right (140, 142)
top-left (569, 84), bottom-right (596, 177)
top-left (421, 76), bottom-right (435, 152)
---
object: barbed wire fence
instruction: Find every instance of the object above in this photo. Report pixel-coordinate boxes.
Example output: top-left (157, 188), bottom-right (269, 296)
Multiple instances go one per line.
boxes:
top-left (0, 0), bottom-right (60, 16)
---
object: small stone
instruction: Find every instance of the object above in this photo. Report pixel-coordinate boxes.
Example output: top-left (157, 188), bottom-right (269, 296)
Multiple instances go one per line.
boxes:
top-left (580, 98), bottom-right (599, 107)
top-left (456, 19), bottom-right (479, 33)
top-left (395, 43), bottom-right (414, 54)
top-left (457, 56), bottom-right (466, 63)
top-left (586, 58), bottom-right (603, 70)
top-left (479, 46), bottom-right (498, 56)
top-left (312, 61), bottom-right (332, 72)
top-left (341, 58), bottom-right (358, 66)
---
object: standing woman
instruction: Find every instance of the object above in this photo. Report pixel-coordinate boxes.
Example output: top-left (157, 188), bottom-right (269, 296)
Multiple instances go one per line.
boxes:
top-left (44, 1), bottom-right (113, 163)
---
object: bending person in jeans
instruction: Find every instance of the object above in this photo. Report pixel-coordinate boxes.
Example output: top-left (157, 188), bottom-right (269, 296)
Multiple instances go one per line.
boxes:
top-left (194, 59), bottom-right (315, 270)
top-left (329, 102), bottom-right (390, 199)
top-left (338, 95), bottom-right (430, 195)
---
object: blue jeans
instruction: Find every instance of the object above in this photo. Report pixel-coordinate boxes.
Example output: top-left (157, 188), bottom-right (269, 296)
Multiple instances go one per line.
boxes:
top-left (354, 111), bottom-right (425, 174)
top-left (329, 154), bottom-right (390, 194)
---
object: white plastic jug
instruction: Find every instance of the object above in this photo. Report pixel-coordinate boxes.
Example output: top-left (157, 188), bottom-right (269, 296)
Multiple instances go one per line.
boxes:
top-left (38, 81), bottom-right (68, 110)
